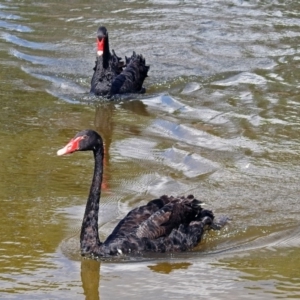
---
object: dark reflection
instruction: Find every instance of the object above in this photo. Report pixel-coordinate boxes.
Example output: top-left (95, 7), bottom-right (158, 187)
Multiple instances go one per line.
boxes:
top-left (94, 100), bottom-right (149, 159)
top-left (94, 103), bottom-right (115, 159)
top-left (93, 100), bottom-right (150, 188)
top-left (94, 103), bottom-right (115, 190)
top-left (120, 99), bottom-right (150, 117)
top-left (148, 262), bottom-right (191, 274)
top-left (81, 258), bottom-right (101, 300)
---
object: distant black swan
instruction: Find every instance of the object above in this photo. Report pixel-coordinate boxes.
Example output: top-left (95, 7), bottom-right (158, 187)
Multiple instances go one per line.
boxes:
top-left (90, 26), bottom-right (149, 98)
top-left (57, 129), bottom-right (227, 258)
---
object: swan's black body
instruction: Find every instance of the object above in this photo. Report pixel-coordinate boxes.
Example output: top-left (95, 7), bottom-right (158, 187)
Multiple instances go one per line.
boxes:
top-left (57, 130), bottom-right (227, 258)
top-left (90, 26), bottom-right (149, 98)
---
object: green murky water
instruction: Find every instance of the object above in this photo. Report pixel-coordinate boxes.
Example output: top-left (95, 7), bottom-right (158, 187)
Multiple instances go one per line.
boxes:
top-left (0, 1), bottom-right (300, 299)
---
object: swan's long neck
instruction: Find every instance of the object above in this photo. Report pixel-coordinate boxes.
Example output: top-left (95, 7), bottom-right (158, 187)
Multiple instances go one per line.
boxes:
top-left (102, 35), bottom-right (110, 69)
top-left (80, 147), bottom-right (103, 256)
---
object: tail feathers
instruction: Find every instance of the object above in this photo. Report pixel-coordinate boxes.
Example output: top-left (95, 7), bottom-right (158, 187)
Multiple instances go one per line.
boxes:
top-left (109, 51), bottom-right (149, 96)
top-left (112, 49), bottom-right (122, 62)
top-left (125, 56), bottom-right (130, 65)
top-left (110, 49), bottom-right (124, 75)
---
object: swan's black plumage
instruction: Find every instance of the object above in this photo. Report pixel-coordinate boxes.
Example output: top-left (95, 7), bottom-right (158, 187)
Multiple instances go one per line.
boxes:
top-left (57, 130), bottom-right (227, 258)
top-left (90, 26), bottom-right (149, 98)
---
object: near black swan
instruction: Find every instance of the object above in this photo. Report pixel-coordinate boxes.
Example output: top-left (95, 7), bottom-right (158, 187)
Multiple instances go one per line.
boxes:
top-left (90, 26), bottom-right (149, 98)
top-left (57, 129), bottom-right (227, 258)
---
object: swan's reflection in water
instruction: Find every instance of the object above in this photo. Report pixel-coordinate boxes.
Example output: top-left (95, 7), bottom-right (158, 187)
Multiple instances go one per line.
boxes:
top-left (81, 259), bottom-right (101, 300)
top-left (148, 261), bottom-right (191, 274)
top-left (94, 103), bottom-right (114, 191)
top-left (120, 99), bottom-right (150, 117)
top-left (93, 100), bottom-right (149, 191)
top-left (94, 100), bottom-right (149, 142)
top-left (80, 258), bottom-right (193, 299)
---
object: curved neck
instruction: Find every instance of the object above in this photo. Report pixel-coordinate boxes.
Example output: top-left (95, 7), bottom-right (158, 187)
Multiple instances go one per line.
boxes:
top-left (80, 146), bottom-right (104, 255)
top-left (102, 35), bottom-right (110, 69)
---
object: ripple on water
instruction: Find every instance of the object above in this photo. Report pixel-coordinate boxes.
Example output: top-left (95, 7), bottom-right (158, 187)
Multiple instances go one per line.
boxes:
top-left (10, 49), bottom-right (58, 65)
top-left (21, 66), bottom-right (87, 102)
top-left (112, 137), bottom-right (219, 178)
top-left (212, 72), bottom-right (267, 87)
top-left (148, 119), bottom-right (231, 151)
top-left (181, 82), bottom-right (201, 94)
top-left (112, 137), bottom-right (157, 162)
top-left (0, 0), bottom-right (300, 298)
top-left (160, 147), bottom-right (219, 178)
top-left (149, 118), bottom-right (267, 156)
top-left (118, 173), bottom-right (199, 200)
top-left (0, 11), bottom-right (23, 20)
top-left (142, 94), bottom-right (232, 126)
top-left (0, 4), bottom-right (9, 9)
top-left (142, 94), bottom-right (192, 114)
top-left (0, 20), bottom-right (32, 32)
top-left (2, 33), bottom-right (57, 50)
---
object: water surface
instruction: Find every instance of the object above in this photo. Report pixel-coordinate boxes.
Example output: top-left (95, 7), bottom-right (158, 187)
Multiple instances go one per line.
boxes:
top-left (0, 0), bottom-right (300, 299)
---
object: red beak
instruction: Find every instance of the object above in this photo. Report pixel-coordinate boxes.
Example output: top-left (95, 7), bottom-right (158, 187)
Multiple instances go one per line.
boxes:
top-left (57, 136), bottom-right (84, 156)
top-left (97, 38), bottom-right (104, 52)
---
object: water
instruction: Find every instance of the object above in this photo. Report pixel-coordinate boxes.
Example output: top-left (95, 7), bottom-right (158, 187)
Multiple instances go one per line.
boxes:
top-left (0, 0), bottom-right (300, 298)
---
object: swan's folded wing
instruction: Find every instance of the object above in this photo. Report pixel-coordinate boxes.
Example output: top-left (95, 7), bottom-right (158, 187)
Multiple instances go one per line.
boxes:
top-left (109, 52), bottom-right (149, 96)
top-left (104, 196), bottom-right (172, 243)
top-left (135, 203), bottom-right (175, 239)
top-left (135, 196), bottom-right (203, 240)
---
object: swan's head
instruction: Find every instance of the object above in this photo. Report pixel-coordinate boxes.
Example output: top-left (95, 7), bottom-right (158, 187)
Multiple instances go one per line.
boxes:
top-left (96, 26), bottom-right (108, 56)
top-left (57, 130), bottom-right (102, 156)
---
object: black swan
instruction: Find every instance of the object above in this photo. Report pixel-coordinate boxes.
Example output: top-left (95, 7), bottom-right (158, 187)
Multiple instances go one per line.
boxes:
top-left (90, 26), bottom-right (150, 98)
top-left (57, 129), bottom-right (227, 258)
